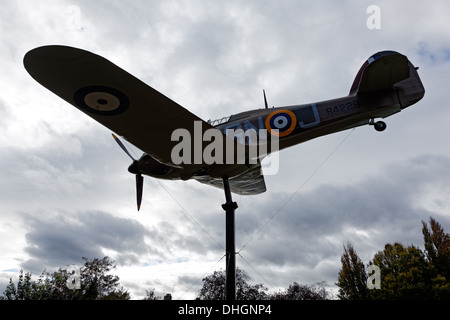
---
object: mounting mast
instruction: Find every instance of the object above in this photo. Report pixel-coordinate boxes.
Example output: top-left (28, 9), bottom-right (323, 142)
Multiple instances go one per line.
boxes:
top-left (221, 177), bottom-right (237, 301)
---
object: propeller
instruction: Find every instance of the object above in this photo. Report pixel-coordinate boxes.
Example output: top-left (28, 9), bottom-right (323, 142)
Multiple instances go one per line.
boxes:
top-left (112, 133), bottom-right (144, 211)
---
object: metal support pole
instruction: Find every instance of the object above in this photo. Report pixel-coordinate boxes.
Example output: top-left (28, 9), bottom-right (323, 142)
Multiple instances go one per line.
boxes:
top-left (221, 177), bottom-right (237, 301)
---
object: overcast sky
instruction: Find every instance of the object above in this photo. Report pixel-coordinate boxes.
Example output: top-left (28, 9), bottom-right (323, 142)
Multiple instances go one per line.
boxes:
top-left (1, 0), bottom-right (450, 300)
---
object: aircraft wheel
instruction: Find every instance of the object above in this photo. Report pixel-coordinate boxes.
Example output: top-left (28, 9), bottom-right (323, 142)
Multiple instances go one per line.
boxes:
top-left (374, 121), bottom-right (387, 132)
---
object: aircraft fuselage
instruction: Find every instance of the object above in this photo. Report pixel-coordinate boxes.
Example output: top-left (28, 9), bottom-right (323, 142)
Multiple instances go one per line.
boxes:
top-left (215, 60), bottom-right (423, 153)
top-left (138, 57), bottom-right (424, 184)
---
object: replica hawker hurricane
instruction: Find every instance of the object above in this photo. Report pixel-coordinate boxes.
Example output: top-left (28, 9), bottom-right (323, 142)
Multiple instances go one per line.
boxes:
top-left (24, 46), bottom-right (425, 210)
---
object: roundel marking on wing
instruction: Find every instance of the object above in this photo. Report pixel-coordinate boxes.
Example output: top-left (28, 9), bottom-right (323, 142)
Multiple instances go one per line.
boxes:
top-left (73, 86), bottom-right (129, 115)
top-left (265, 109), bottom-right (297, 137)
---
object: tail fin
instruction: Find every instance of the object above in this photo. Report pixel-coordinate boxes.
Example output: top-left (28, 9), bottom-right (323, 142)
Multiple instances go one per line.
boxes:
top-left (349, 51), bottom-right (410, 95)
top-left (349, 50), bottom-right (425, 107)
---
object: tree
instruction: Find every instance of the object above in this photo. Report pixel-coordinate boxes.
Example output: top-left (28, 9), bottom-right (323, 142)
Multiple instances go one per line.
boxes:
top-left (336, 217), bottom-right (450, 300)
top-left (142, 289), bottom-right (161, 300)
top-left (422, 217), bottom-right (450, 298)
top-left (369, 242), bottom-right (431, 299)
top-left (197, 268), bottom-right (331, 300)
top-left (2, 256), bottom-right (130, 300)
top-left (2, 270), bottom-right (52, 300)
top-left (197, 268), bottom-right (268, 300)
top-left (336, 242), bottom-right (368, 300)
top-left (270, 281), bottom-right (330, 300)
top-left (422, 217), bottom-right (450, 281)
top-left (79, 256), bottom-right (128, 300)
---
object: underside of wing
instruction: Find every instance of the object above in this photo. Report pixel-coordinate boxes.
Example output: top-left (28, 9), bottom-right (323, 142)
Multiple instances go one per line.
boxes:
top-left (23, 45), bottom-right (230, 176)
top-left (194, 165), bottom-right (267, 195)
top-left (349, 51), bottom-right (410, 95)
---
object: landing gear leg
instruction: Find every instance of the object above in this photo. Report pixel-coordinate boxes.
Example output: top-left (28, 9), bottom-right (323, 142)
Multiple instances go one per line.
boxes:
top-left (369, 119), bottom-right (387, 132)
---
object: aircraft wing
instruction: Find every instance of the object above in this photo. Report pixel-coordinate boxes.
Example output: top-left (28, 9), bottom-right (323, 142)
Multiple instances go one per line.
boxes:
top-left (349, 51), bottom-right (410, 95)
top-left (23, 45), bottom-right (218, 173)
top-left (194, 165), bottom-right (267, 195)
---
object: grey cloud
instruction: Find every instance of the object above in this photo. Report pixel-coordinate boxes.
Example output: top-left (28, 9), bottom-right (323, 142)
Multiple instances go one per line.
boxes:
top-left (21, 210), bottom-right (162, 272)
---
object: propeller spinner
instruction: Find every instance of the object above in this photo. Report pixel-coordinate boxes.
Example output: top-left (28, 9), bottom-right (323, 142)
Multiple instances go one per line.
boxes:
top-left (112, 133), bottom-right (144, 211)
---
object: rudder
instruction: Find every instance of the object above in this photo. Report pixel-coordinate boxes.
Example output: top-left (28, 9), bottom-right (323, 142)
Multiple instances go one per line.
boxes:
top-left (349, 51), bottom-right (410, 95)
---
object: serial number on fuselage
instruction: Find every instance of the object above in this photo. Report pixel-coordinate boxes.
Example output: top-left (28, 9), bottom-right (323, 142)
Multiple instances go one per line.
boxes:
top-left (325, 100), bottom-right (360, 116)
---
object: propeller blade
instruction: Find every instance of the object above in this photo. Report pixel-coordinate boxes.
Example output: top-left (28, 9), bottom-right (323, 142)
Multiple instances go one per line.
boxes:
top-left (112, 133), bottom-right (136, 161)
top-left (136, 174), bottom-right (144, 211)
top-left (112, 133), bottom-right (144, 211)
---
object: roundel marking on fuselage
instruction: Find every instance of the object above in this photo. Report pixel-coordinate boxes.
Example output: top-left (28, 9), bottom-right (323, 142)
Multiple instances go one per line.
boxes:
top-left (265, 109), bottom-right (297, 137)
